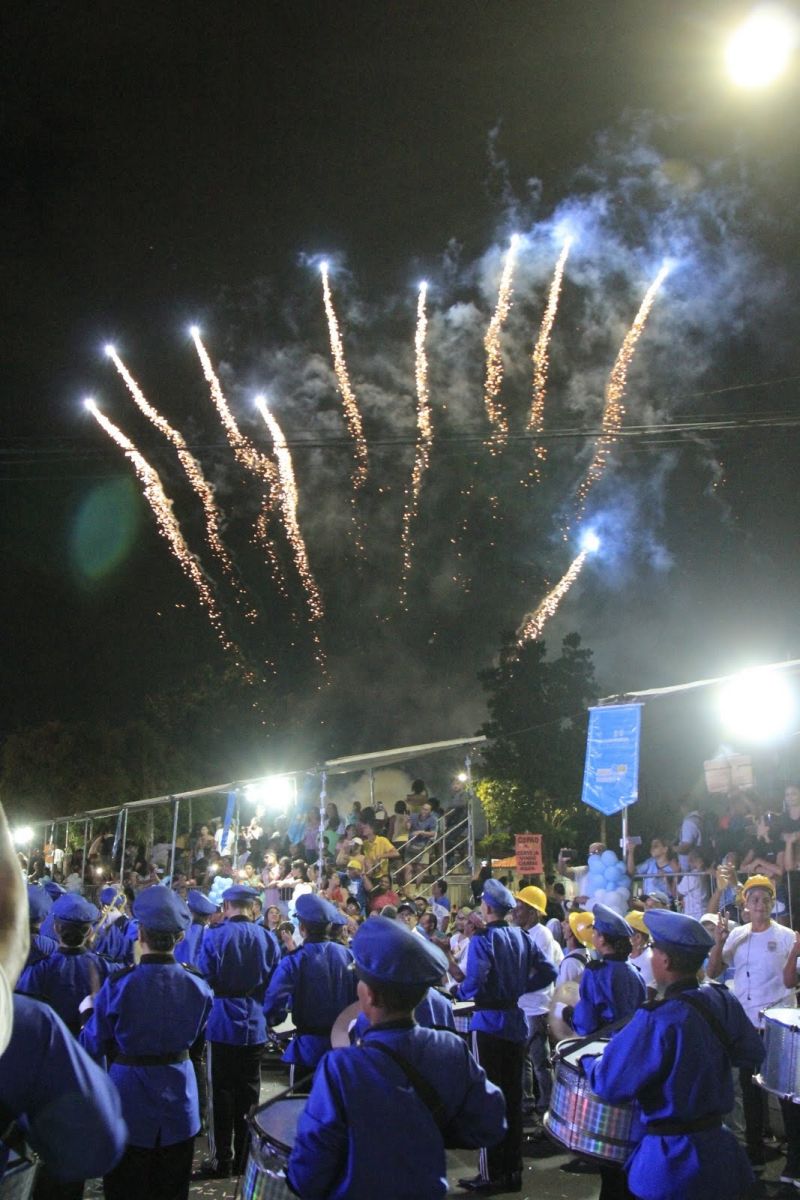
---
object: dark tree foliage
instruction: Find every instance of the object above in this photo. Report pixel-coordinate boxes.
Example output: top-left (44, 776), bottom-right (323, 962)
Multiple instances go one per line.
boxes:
top-left (476, 632), bottom-right (601, 853)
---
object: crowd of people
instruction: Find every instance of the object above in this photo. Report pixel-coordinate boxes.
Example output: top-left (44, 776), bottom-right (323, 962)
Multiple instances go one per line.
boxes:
top-left (3, 781), bottom-right (800, 1198)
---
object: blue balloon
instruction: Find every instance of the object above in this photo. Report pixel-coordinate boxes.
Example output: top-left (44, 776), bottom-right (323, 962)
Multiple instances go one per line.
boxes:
top-left (601, 850), bottom-right (617, 867)
top-left (588, 855), bottom-right (604, 874)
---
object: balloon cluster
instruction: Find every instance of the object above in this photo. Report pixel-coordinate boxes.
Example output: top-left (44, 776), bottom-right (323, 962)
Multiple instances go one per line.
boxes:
top-left (583, 849), bottom-right (631, 916)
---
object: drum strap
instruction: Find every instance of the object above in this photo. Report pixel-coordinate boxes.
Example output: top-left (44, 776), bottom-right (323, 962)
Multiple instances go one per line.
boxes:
top-left (671, 993), bottom-right (735, 1060)
top-left (361, 1043), bottom-right (447, 1131)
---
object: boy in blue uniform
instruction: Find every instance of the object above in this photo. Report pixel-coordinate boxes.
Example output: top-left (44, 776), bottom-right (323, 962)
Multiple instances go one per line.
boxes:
top-left (174, 889), bottom-right (217, 967)
top-left (586, 909), bottom-right (764, 1200)
top-left (93, 886), bottom-right (132, 963)
top-left (455, 877), bottom-right (557, 1194)
top-left (16, 894), bottom-right (118, 1034)
top-left (263, 892), bottom-right (357, 1074)
top-left (197, 883), bottom-right (280, 1178)
top-left (566, 903), bottom-right (645, 1036)
top-left (287, 916), bottom-right (506, 1200)
top-left (81, 886), bottom-right (214, 1200)
top-left (24, 883), bottom-right (58, 972)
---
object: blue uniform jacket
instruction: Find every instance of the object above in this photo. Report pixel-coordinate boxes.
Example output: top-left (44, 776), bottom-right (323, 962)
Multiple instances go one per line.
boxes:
top-left (39, 911), bottom-right (58, 942)
top-left (352, 988), bottom-right (457, 1041)
top-left (287, 1020), bottom-right (507, 1200)
top-left (0, 995), bottom-right (127, 1183)
top-left (93, 917), bottom-right (134, 964)
top-left (455, 921), bottom-right (556, 1042)
top-left (197, 916), bottom-right (280, 1044)
top-left (263, 939), bottom-right (357, 1070)
top-left (173, 921), bottom-right (207, 968)
top-left (572, 957), bottom-right (645, 1035)
top-left (81, 954), bottom-right (214, 1148)
top-left (22, 932), bottom-right (59, 975)
top-left (16, 947), bottom-right (120, 1034)
top-left (586, 980), bottom-right (764, 1200)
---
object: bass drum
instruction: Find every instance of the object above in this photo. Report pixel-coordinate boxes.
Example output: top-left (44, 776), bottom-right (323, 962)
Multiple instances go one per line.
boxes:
top-left (755, 1006), bottom-right (800, 1100)
top-left (544, 1037), bottom-right (642, 1165)
top-left (548, 980), bottom-right (579, 1044)
top-left (242, 1096), bottom-right (305, 1200)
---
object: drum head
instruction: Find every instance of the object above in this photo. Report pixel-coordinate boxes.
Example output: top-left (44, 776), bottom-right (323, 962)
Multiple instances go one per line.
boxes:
top-left (548, 980), bottom-right (579, 1043)
top-left (331, 1001), bottom-right (362, 1048)
top-left (252, 1097), bottom-right (306, 1150)
top-left (762, 1006), bottom-right (800, 1029)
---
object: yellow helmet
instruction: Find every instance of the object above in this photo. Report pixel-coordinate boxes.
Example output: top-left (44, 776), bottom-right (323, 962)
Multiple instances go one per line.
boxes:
top-left (515, 885), bottom-right (547, 915)
top-left (625, 910), bottom-right (650, 937)
top-left (568, 910), bottom-right (595, 947)
top-left (742, 874), bottom-right (776, 899)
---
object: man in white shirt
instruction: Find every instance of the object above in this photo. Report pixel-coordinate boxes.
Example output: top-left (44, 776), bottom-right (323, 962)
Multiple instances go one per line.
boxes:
top-left (707, 874), bottom-right (799, 1177)
top-left (512, 886), bottom-right (563, 1123)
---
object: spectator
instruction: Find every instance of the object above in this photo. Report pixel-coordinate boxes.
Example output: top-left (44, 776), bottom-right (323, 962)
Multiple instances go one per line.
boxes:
top-left (674, 799), bottom-right (706, 872)
top-left (625, 910), bottom-right (656, 999)
top-left (740, 813), bottom-right (781, 881)
top-left (677, 847), bottom-right (712, 921)
top-left (557, 910), bottom-right (593, 986)
top-left (628, 836), bottom-right (677, 902)
top-left (361, 819), bottom-right (399, 880)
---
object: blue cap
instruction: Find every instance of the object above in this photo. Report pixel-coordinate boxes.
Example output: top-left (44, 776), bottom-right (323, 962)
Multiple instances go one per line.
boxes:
top-left (27, 884), bottom-right (52, 922)
top-left (222, 884), bottom-right (261, 904)
top-left (482, 878), bottom-right (515, 912)
top-left (133, 887), bottom-right (191, 933)
top-left (295, 893), bottom-right (339, 925)
top-left (52, 894), bottom-right (99, 924)
top-left (644, 909), bottom-right (713, 953)
top-left (43, 881), bottom-right (66, 900)
top-left (591, 903), bottom-right (634, 939)
top-left (329, 907), bottom-right (349, 927)
top-left (99, 886), bottom-right (125, 908)
top-left (187, 889), bottom-right (218, 916)
top-left (351, 916), bottom-right (448, 986)
top-left (646, 890), bottom-right (671, 908)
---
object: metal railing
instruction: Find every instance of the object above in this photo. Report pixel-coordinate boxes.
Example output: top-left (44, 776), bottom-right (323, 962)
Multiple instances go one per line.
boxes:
top-left (398, 813), bottom-right (471, 892)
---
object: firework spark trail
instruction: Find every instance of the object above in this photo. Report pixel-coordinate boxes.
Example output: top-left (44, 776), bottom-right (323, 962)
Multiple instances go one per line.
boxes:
top-left (256, 397), bottom-right (326, 669)
top-left (190, 328), bottom-right (288, 599)
top-left (399, 282), bottom-right (433, 604)
top-left (320, 263), bottom-right (369, 491)
top-left (575, 262), bottom-right (670, 518)
top-left (105, 345), bottom-right (251, 608)
top-left (84, 398), bottom-right (256, 682)
top-left (515, 549), bottom-right (588, 650)
top-left (483, 235), bottom-right (519, 452)
top-left (528, 237), bottom-right (572, 471)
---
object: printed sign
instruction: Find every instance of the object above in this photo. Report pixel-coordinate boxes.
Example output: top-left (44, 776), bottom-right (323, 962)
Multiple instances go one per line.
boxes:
top-left (515, 832), bottom-right (543, 874)
top-left (581, 704), bottom-right (642, 816)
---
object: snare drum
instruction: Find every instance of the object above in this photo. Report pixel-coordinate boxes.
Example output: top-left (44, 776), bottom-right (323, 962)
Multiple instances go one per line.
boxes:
top-left (453, 1000), bottom-right (474, 1034)
top-left (755, 1007), bottom-right (800, 1101)
top-left (544, 1038), bottom-right (641, 1164)
top-left (242, 1097), bottom-right (305, 1200)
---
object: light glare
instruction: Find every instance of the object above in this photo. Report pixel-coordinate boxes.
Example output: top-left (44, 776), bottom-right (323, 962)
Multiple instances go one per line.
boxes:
top-left (726, 8), bottom-right (796, 87)
top-left (13, 826), bottom-right (33, 847)
top-left (245, 775), bottom-right (294, 810)
top-left (581, 530), bottom-right (601, 554)
top-left (719, 670), bottom-right (797, 743)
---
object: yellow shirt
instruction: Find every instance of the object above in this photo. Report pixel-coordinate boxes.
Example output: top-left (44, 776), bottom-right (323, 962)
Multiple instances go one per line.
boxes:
top-left (363, 835), bottom-right (397, 875)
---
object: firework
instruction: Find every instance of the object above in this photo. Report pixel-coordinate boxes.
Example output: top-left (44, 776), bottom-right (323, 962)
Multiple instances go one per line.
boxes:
top-left (575, 262), bottom-right (670, 517)
top-left (104, 344), bottom-right (249, 606)
top-left (515, 548), bottom-right (588, 649)
top-left (483, 235), bottom-right (519, 451)
top-left (190, 327), bottom-right (287, 598)
top-left (399, 282), bottom-right (433, 603)
top-left (319, 263), bottom-right (369, 490)
top-left (528, 237), bottom-right (572, 468)
top-left (84, 398), bottom-right (254, 681)
top-left (255, 396), bottom-right (326, 666)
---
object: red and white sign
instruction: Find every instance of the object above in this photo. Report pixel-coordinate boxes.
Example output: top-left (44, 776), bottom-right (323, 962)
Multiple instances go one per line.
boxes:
top-left (515, 833), bottom-right (543, 874)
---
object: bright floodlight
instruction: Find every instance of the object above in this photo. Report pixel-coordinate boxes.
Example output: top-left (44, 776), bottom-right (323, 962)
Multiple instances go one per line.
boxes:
top-left (726, 8), bottom-right (796, 87)
top-left (581, 530), bottom-right (601, 554)
top-left (189, 324), bottom-right (200, 338)
top-left (719, 669), bottom-right (797, 742)
top-left (104, 343), bottom-right (116, 358)
top-left (13, 826), bottom-right (33, 847)
top-left (456, 771), bottom-right (469, 783)
top-left (245, 775), bottom-right (294, 810)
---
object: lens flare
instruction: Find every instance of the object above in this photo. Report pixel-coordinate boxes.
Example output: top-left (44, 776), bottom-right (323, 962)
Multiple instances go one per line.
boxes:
top-left (320, 262), bottom-right (369, 492)
top-left (399, 281), bottom-right (433, 605)
top-left (255, 396), bottom-right (326, 668)
top-left (528, 237), bottom-right (572, 472)
top-left (575, 262), bottom-right (670, 519)
top-left (515, 548), bottom-right (589, 650)
top-left (84, 398), bottom-right (254, 681)
top-left (483, 236), bottom-right (519, 452)
top-left (190, 328), bottom-right (287, 598)
top-left (105, 345), bottom-right (250, 610)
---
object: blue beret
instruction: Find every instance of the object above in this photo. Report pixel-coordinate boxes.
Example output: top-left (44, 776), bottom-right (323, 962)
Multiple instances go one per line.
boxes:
top-left (351, 917), bottom-right (448, 987)
top-left (99, 886), bottom-right (125, 908)
top-left (222, 884), bottom-right (261, 904)
top-left (644, 909), bottom-right (713, 953)
top-left (295, 893), bottom-right (338, 925)
top-left (329, 907), bottom-right (349, 927)
top-left (43, 881), bottom-right (66, 900)
top-left (133, 887), bottom-right (191, 933)
top-left (591, 903), bottom-right (633, 939)
top-left (52, 894), bottom-right (99, 924)
top-left (482, 878), bottom-right (515, 912)
top-left (187, 889), bottom-right (218, 916)
top-left (27, 884), bottom-right (52, 922)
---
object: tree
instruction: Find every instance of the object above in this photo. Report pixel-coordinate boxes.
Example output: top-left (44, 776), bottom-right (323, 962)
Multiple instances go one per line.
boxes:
top-left (476, 632), bottom-right (600, 854)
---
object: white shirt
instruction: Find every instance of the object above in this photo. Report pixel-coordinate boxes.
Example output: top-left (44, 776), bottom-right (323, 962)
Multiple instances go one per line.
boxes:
top-left (215, 827), bottom-right (235, 857)
top-left (722, 921), bottom-right (797, 1028)
top-left (630, 945), bottom-right (656, 993)
top-left (0, 963), bottom-right (12, 1057)
top-left (518, 922), bottom-right (564, 1017)
top-left (557, 949), bottom-right (588, 986)
top-left (678, 871), bottom-right (710, 921)
top-left (678, 813), bottom-right (703, 872)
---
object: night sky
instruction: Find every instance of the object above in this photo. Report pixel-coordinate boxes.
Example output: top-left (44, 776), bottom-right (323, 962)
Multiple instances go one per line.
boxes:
top-left (3, 2), bottom-right (800, 798)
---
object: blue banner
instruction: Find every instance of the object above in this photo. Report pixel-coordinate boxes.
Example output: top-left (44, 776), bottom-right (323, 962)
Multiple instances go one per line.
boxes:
top-left (581, 704), bottom-right (642, 816)
top-left (221, 791), bottom-right (237, 852)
